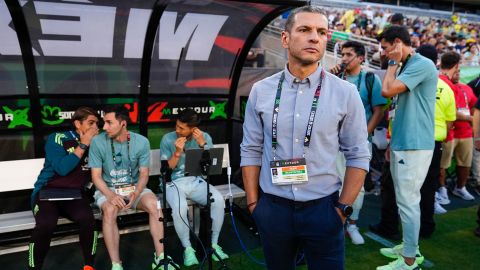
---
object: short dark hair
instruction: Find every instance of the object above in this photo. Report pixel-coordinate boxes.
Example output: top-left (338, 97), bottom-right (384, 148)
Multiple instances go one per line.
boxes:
top-left (342, 41), bottom-right (366, 59)
top-left (71, 106), bottom-right (98, 127)
top-left (440, 51), bottom-right (461, 70)
top-left (178, 108), bottom-right (200, 127)
top-left (390, 13), bottom-right (404, 25)
top-left (377, 25), bottom-right (411, 46)
top-left (284, 6), bottom-right (327, 33)
top-left (103, 105), bottom-right (130, 123)
top-left (416, 44), bottom-right (438, 65)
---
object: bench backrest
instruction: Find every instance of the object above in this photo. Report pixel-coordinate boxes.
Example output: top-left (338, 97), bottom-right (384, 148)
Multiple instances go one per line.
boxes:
top-left (0, 144), bottom-right (230, 193)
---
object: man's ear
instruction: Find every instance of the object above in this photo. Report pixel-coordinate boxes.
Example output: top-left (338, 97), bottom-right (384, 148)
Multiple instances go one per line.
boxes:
top-left (281, 31), bottom-right (289, 49)
top-left (74, 120), bottom-right (81, 130)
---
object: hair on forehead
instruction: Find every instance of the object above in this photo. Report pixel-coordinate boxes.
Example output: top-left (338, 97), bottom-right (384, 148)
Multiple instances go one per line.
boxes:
top-left (103, 105), bottom-right (130, 123)
top-left (71, 106), bottom-right (98, 128)
top-left (342, 41), bottom-right (366, 58)
top-left (284, 5), bottom-right (327, 33)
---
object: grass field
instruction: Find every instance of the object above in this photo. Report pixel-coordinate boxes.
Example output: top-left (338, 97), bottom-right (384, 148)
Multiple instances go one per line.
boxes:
top-left (186, 206), bottom-right (480, 270)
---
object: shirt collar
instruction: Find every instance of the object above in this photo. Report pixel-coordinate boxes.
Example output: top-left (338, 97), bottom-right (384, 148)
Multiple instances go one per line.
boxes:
top-left (283, 63), bottom-right (322, 88)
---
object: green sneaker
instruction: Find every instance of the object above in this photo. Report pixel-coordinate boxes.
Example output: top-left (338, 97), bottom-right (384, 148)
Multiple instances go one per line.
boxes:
top-left (183, 246), bottom-right (199, 266)
top-left (111, 262), bottom-right (123, 270)
top-left (379, 243), bottom-right (424, 265)
top-left (152, 252), bottom-right (178, 270)
top-left (212, 244), bottom-right (229, 261)
top-left (376, 257), bottom-right (422, 270)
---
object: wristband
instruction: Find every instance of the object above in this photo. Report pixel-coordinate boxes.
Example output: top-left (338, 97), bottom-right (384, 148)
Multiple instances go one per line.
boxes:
top-left (174, 152), bottom-right (181, 158)
top-left (247, 201), bottom-right (257, 209)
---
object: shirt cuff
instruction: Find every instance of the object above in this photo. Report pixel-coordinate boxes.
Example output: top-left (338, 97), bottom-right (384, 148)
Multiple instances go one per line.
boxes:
top-left (345, 160), bottom-right (370, 172)
top-left (240, 156), bottom-right (262, 167)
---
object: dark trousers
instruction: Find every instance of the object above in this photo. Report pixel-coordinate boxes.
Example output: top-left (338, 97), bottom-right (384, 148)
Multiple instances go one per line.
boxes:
top-left (378, 142), bottom-right (442, 237)
top-left (477, 205), bottom-right (480, 227)
top-left (28, 196), bottom-right (96, 270)
top-left (252, 192), bottom-right (344, 270)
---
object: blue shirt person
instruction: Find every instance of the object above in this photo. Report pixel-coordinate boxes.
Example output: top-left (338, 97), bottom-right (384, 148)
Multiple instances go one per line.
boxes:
top-left (159, 108), bottom-right (229, 267)
top-left (88, 105), bottom-right (167, 270)
top-left (29, 107), bottom-right (99, 270)
top-left (240, 6), bottom-right (370, 270)
top-left (330, 40), bottom-right (387, 245)
top-left (377, 25), bottom-right (437, 270)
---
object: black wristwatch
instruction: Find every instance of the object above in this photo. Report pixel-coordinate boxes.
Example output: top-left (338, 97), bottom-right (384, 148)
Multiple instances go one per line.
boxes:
top-left (78, 143), bottom-right (89, 150)
top-left (335, 201), bottom-right (353, 218)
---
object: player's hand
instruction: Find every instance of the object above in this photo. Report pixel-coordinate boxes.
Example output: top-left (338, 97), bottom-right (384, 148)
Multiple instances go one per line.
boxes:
top-left (329, 63), bottom-right (343, 75)
top-left (125, 191), bottom-right (138, 209)
top-left (175, 137), bottom-right (187, 153)
top-left (192, 128), bottom-right (206, 147)
top-left (108, 193), bottom-right (127, 209)
top-left (387, 42), bottom-right (403, 63)
top-left (80, 126), bottom-right (99, 146)
top-left (335, 207), bottom-right (347, 224)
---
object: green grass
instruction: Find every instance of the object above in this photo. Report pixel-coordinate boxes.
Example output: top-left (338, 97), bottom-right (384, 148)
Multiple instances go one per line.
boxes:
top-left (185, 206), bottom-right (480, 269)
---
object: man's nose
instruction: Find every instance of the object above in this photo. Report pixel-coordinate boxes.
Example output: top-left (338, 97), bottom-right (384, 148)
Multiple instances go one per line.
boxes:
top-left (309, 32), bottom-right (321, 42)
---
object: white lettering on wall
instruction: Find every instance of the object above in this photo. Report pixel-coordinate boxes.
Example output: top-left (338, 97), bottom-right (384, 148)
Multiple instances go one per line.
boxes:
top-left (124, 8), bottom-right (151, 59)
top-left (35, 1), bottom-right (115, 57)
top-left (158, 12), bottom-right (228, 61)
top-left (0, 2), bottom-right (228, 61)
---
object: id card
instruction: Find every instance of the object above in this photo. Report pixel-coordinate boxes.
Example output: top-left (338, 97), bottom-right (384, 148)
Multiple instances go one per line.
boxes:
top-left (458, 108), bottom-right (470, 116)
top-left (270, 158), bottom-right (308, 185)
top-left (388, 109), bottom-right (395, 120)
top-left (114, 184), bottom-right (135, 197)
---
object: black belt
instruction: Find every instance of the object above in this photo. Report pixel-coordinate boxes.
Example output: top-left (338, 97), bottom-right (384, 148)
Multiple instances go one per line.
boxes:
top-left (264, 192), bottom-right (338, 208)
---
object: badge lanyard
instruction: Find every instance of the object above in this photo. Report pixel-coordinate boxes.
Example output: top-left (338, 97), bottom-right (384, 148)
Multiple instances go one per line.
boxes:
top-left (271, 70), bottom-right (325, 160)
top-left (69, 131), bottom-right (79, 145)
top-left (110, 132), bottom-right (132, 184)
top-left (461, 87), bottom-right (469, 108)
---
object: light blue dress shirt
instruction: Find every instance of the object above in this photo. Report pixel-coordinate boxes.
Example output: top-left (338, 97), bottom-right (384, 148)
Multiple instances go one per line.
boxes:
top-left (240, 65), bottom-right (371, 202)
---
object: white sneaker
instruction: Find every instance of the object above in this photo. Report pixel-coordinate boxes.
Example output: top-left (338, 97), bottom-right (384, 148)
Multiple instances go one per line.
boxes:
top-left (346, 223), bottom-right (365, 245)
top-left (452, 186), bottom-right (475, 201)
top-left (435, 191), bottom-right (450, 205)
top-left (437, 187), bottom-right (451, 204)
top-left (434, 201), bottom-right (447, 214)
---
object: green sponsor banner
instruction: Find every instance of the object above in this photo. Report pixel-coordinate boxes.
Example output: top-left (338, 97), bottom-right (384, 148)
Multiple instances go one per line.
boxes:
top-left (330, 31), bottom-right (350, 43)
top-left (460, 66), bottom-right (480, 84)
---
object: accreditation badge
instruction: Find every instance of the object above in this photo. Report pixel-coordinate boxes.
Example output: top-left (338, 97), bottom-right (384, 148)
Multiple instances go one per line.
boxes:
top-left (458, 107), bottom-right (470, 116)
top-left (114, 183), bottom-right (135, 197)
top-left (270, 158), bottom-right (308, 185)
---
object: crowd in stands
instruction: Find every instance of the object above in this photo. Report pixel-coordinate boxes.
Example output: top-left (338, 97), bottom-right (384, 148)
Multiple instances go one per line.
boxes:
top-left (326, 6), bottom-right (480, 66)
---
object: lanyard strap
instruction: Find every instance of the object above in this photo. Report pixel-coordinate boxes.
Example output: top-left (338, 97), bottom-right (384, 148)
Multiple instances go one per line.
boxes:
top-left (110, 132), bottom-right (132, 182)
top-left (272, 70), bottom-right (324, 158)
top-left (461, 87), bottom-right (469, 107)
top-left (342, 71), bottom-right (362, 91)
top-left (69, 131), bottom-right (79, 143)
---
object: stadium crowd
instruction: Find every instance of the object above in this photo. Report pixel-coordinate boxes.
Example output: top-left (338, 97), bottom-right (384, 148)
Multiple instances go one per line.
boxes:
top-left (327, 6), bottom-right (480, 67)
